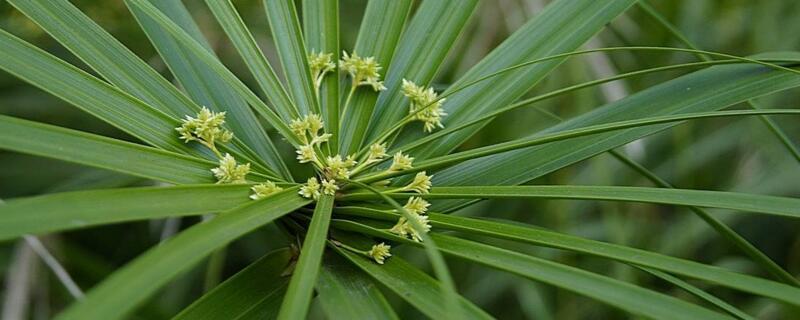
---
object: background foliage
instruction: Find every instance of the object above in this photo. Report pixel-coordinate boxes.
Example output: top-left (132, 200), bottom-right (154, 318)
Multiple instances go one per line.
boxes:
top-left (0, 0), bottom-right (798, 319)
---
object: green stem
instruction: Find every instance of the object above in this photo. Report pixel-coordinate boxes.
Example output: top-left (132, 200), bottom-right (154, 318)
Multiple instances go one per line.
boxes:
top-left (339, 83), bottom-right (358, 125)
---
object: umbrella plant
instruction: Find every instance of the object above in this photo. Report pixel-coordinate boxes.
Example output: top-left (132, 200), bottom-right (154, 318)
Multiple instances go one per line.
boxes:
top-left (0, 0), bottom-right (799, 319)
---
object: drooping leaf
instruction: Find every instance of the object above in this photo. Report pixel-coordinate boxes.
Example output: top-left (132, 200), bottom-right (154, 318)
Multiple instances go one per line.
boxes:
top-left (57, 188), bottom-right (308, 320)
top-left (334, 206), bottom-right (800, 306)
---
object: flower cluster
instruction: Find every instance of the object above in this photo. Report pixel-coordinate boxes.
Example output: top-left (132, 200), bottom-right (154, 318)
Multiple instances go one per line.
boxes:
top-left (399, 172), bottom-right (432, 194)
top-left (390, 197), bottom-right (432, 242)
top-left (176, 108), bottom-right (250, 184)
top-left (308, 51), bottom-right (335, 92)
top-left (176, 107), bottom-right (234, 155)
top-left (291, 114), bottom-right (331, 167)
top-left (401, 79), bottom-right (447, 132)
top-left (250, 181), bottom-right (283, 200)
top-left (211, 154), bottom-right (251, 184)
top-left (368, 243), bottom-right (392, 264)
top-left (388, 152), bottom-right (414, 172)
top-left (325, 155), bottom-right (357, 179)
top-left (340, 51), bottom-right (386, 92)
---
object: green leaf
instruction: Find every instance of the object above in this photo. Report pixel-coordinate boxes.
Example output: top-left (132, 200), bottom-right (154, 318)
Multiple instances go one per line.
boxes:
top-left (392, 0), bottom-right (637, 158)
top-left (0, 29), bottom-right (189, 154)
top-left (0, 184), bottom-right (253, 240)
top-left (335, 207), bottom-right (800, 306)
top-left (173, 248), bottom-right (292, 320)
top-left (361, 109), bottom-right (800, 183)
top-left (316, 252), bottom-right (398, 320)
top-left (6, 0), bottom-right (195, 117)
top-left (359, 0), bottom-right (478, 151)
top-left (345, 185), bottom-right (800, 218)
top-left (277, 195), bottom-right (334, 320)
top-left (0, 115), bottom-right (215, 184)
top-left (428, 55), bottom-right (800, 212)
top-left (264, 0), bottom-right (318, 116)
top-left (334, 248), bottom-right (492, 320)
top-left (56, 188), bottom-right (309, 320)
top-left (303, 0), bottom-right (340, 152)
top-left (430, 234), bottom-right (729, 319)
top-left (337, 0), bottom-right (413, 154)
top-left (128, 0), bottom-right (289, 178)
top-left (205, 0), bottom-right (298, 123)
top-left (638, 267), bottom-right (754, 320)
top-left (123, 0), bottom-right (302, 153)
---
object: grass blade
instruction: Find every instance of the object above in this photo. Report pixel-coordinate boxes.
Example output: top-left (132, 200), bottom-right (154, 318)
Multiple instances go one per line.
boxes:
top-left (205, 0), bottom-right (298, 123)
top-left (123, 0), bottom-right (301, 149)
top-left (277, 195), bottom-right (334, 320)
top-left (638, 267), bottom-right (754, 320)
top-left (334, 247), bottom-right (492, 320)
top-left (431, 235), bottom-right (729, 319)
top-left (56, 188), bottom-right (308, 320)
top-left (264, 0), bottom-right (318, 116)
top-left (360, 0), bottom-right (478, 150)
top-left (0, 185), bottom-right (254, 240)
top-left (0, 29), bottom-right (189, 154)
top-left (303, 0), bottom-right (340, 152)
top-left (428, 54), bottom-right (800, 212)
top-left (7, 0), bottom-right (195, 118)
top-left (361, 109), bottom-right (800, 182)
top-left (128, 0), bottom-right (289, 178)
top-left (0, 115), bottom-right (216, 184)
top-left (346, 185), bottom-right (800, 218)
top-left (337, 0), bottom-right (413, 154)
top-left (316, 252), bottom-right (399, 320)
top-left (393, 0), bottom-right (636, 158)
top-left (174, 248), bottom-right (292, 319)
top-left (335, 207), bottom-right (800, 306)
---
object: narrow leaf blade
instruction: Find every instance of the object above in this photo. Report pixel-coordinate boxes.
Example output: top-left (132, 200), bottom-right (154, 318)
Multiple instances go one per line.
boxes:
top-left (56, 188), bottom-right (309, 320)
top-left (277, 195), bottom-right (334, 320)
top-left (0, 115), bottom-right (215, 184)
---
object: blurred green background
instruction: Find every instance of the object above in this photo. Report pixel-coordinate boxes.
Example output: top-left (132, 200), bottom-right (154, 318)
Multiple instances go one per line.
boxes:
top-left (1, 0), bottom-right (799, 318)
